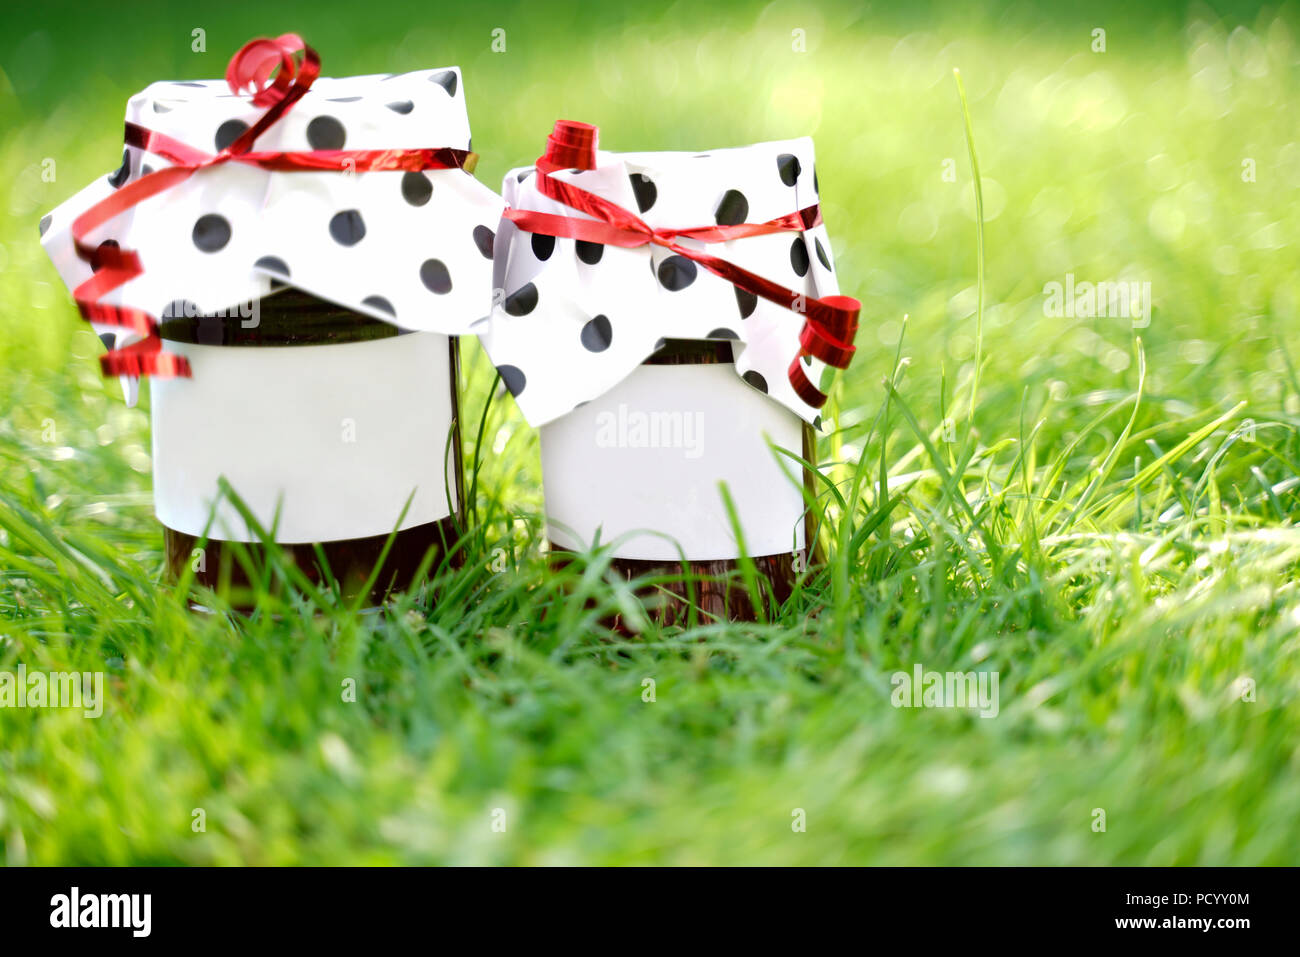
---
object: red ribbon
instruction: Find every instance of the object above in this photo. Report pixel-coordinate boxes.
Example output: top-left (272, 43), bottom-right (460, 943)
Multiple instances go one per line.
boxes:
top-left (503, 120), bottom-right (860, 408)
top-left (69, 34), bottom-right (478, 378)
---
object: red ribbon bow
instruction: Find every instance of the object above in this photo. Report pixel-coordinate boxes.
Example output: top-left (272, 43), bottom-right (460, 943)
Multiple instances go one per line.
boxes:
top-left (68, 34), bottom-right (478, 378)
top-left (503, 120), bottom-right (860, 408)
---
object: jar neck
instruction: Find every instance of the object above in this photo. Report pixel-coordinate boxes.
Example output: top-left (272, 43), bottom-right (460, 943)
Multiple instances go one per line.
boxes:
top-left (643, 338), bottom-right (735, 366)
top-left (158, 288), bottom-right (404, 347)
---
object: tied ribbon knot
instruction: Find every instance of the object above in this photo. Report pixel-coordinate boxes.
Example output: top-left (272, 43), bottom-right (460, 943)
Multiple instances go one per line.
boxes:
top-left (502, 120), bottom-right (860, 408)
top-left (69, 33), bottom-right (478, 379)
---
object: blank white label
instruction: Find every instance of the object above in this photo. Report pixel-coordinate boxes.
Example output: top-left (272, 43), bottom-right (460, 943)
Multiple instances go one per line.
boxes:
top-left (539, 362), bottom-right (807, 561)
top-left (150, 332), bottom-right (456, 543)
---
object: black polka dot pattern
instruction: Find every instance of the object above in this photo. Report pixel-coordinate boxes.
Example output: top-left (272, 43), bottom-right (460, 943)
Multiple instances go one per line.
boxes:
top-left (430, 70), bottom-right (458, 96)
top-left (714, 189), bottom-right (749, 226)
top-left (362, 295), bottom-right (395, 316)
top-left (531, 233), bottom-right (555, 260)
top-left (419, 258), bottom-right (452, 294)
top-left (329, 210), bottom-right (366, 246)
top-left (92, 239), bottom-right (119, 271)
top-left (497, 364), bottom-right (526, 396)
top-left (815, 238), bottom-right (832, 271)
top-left (401, 171), bottom-right (433, 207)
top-left (790, 237), bottom-right (810, 277)
top-left (657, 255), bottom-right (697, 291)
top-left (580, 315), bottom-right (612, 352)
top-left (575, 240), bottom-right (603, 265)
top-left (254, 255), bottom-right (289, 277)
top-left (254, 255), bottom-right (289, 289)
top-left (193, 214), bottom-right (231, 253)
top-left (735, 287), bottom-right (758, 319)
top-left (107, 149), bottom-right (129, 189)
top-left (306, 115), bottom-right (346, 150)
top-left (777, 153), bottom-right (801, 186)
top-left (504, 283), bottom-right (539, 316)
top-left (215, 119), bottom-right (249, 152)
top-left (629, 173), bottom-right (657, 213)
top-left (482, 141), bottom-right (840, 424)
top-left (28, 69), bottom-right (514, 392)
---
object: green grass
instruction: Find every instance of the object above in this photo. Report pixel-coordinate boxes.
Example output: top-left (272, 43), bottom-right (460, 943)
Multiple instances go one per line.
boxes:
top-left (2, 0), bottom-right (1299, 864)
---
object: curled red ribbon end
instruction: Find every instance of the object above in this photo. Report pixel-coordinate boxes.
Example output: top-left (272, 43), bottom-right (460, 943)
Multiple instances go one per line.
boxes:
top-left (226, 33), bottom-right (310, 107)
top-left (70, 33), bottom-right (320, 379)
top-left (65, 34), bottom-right (476, 382)
top-left (100, 336), bottom-right (192, 378)
top-left (544, 120), bottom-right (599, 171)
top-left (506, 123), bottom-right (861, 408)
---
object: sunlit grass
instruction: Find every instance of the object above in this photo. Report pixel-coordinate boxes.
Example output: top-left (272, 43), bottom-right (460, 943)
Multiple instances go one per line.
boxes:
top-left (1, 1), bottom-right (1298, 864)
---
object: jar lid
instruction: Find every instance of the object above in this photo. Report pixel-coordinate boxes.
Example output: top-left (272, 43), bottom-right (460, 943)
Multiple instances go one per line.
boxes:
top-left (473, 131), bottom-right (852, 428)
top-left (40, 62), bottom-right (504, 356)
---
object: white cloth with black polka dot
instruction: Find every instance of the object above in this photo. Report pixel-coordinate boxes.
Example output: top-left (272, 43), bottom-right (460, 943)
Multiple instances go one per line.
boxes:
top-left (39, 65), bottom-right (504, 357)
top-left (471, 138), bottom-right (844, 429)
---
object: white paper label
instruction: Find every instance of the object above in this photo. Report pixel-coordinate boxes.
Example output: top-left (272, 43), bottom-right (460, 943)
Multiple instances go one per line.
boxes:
top-left (150, 333), bottom-right (456, 544)
top-left (539, 363), bottom-right (807, 561)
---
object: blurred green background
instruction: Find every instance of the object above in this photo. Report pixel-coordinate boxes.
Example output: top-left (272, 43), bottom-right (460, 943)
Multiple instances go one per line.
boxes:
top-left (5, 1), bottom-right (1299, 466)
top-left (1, 0), bottom-right (1298, 865)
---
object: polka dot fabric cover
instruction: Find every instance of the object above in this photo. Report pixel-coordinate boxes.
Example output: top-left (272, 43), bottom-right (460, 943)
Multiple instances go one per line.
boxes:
top-left (472, 137), bottom-right (843, 428)
top-left (38, 66), bottom-right (503, 345)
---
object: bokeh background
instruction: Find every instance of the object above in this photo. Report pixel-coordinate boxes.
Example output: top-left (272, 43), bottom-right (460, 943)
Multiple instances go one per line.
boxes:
top-left (1, 0), bottom-right (1298, 864)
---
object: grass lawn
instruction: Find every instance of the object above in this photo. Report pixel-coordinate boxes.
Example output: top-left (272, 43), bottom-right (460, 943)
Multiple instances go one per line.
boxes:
top-left (1, 0), bottom-right (1298, 864)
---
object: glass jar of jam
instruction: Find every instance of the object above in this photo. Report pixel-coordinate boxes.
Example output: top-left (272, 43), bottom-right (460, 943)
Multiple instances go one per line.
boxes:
top-left (153, 289), bottom-right (464, 606)
top-left (542, 337), bottom-right (817, 627)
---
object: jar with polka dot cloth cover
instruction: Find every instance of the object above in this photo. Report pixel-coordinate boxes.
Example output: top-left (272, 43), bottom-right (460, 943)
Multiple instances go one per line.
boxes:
top-left (38, 39), bottom-right (505, 606)
top-left (474, 121), bottom-right (859, 625)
